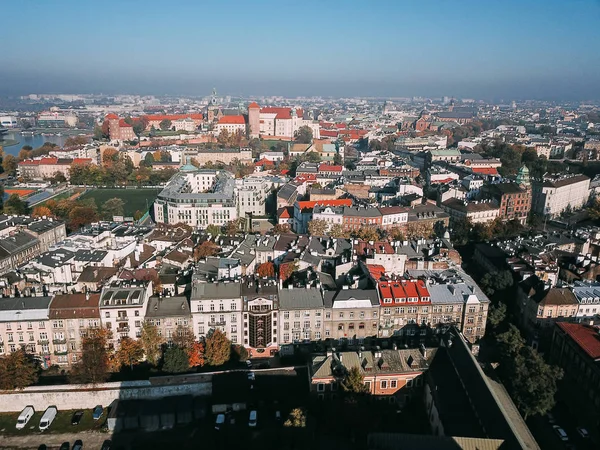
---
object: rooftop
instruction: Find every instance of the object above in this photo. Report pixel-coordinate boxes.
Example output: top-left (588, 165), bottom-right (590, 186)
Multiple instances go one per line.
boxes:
top-left (557, 322), bottom-right (600, 360)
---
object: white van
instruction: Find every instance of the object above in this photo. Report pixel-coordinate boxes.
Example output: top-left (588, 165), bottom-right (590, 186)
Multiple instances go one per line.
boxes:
top-left (16, 406), bottom-right (35, 429)
top-left (248, 410), bottom-right (257, 427)
top-left (215, 413), bottom-right (225, 430)
top-left (39, 406), bottom-right (58, 431)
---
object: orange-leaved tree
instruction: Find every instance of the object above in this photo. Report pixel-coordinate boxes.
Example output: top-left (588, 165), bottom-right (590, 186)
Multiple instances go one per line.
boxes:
top-left (256, 261), bottom-right (275, 278)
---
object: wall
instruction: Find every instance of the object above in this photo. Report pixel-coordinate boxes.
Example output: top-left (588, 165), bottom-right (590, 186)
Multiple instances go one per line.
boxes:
top-left (0, 375), bottom-right (212, 412)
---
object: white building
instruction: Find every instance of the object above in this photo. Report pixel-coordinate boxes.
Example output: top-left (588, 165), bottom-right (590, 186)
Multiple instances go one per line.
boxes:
top-left (312, 205), bottom-right (344, 231)
top-left (235, 177), bottom-right (270, 218)
top-left (441, 199), bottom-right (500, 224)
top-left (259, 152), bottom-right (285, 162)
top-left (215, 115), bottom-right (246, 135)
top-left (190, 280), bottom-right (242, 345)
top-left (0, 116), bottom-right (18, 128)
top-left (172, 118), bottom-right (197, 132)
top-left (532, 175), bottom-right (590, 217)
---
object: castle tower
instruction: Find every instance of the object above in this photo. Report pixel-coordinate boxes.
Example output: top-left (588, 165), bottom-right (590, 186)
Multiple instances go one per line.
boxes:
top-left (248, 102), bottom-right (260, 139)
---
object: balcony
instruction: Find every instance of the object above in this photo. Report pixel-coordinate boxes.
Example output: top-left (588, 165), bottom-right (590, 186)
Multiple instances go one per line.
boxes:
top-left (116, 317), bottom-right (129, 323)
top-left (116, 326), bottom-right (130, 333)
top-left (37, 339), bottom-right (49, 345)
top-left (53, 350), bottom-right (68, 356)
top-left (208, 321), bottom-right (225, 327)
top-left (52, 338), bottom-right (66, 345)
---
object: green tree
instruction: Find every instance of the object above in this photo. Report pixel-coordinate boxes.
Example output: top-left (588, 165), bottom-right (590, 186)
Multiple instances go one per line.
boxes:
top-left (487, 302), bottom-right (507, 329)
top-left (497, 324), bottom-right (525, 356)
top-left (68, 206), bottom-right (99, 230)
top-left (172, 325), bottom-right (196, 351)
top-left (204, 329), bottom-right (231, 366)
top-left (102, 197), bottom-right (126, 219)
top-left (329, 223), bottom-right (350, 238)
top-left (479, 270), bottom-right (513, 297)
top-left (333, 152), bottom-right (343, 165)
top-left (140, 322), bottom-right (163, 366)
top-left (205, 224), bottom-right (221, 236)
top-left (0, 349), bottom-right (39, 390)
top-left (507, 346), bottom-right (564, 419)
top-left (69, 328), bottom-right (111, 384)
top-left (133, 117), bottom-right (148, 138)
top-left (2, 154), bottom-right (18, 175)
top-left (231, 345), bottom-right (249, 362)
top-left (341, 366), bottom-right (368, 394)
top-left (162, 346), bottom-right (189, 373)
top-left (294, 126), bottom-right (313, 144)
top-left (4, 194), bottom-right (28, 215)
top-left (159, 119), bottom-right (172, 131)
top-left (284, 407), bottom-right (307, 428)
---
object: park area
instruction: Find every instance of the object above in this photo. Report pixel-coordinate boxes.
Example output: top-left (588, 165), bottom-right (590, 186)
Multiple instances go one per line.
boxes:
top-left (79, 188), bottom-right (161, 217)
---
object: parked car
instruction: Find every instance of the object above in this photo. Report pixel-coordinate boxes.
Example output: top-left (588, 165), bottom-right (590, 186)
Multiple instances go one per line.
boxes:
top-left (39, 407), bottom-right (58, 432)
top-left (59, 443), bottom-right (69, 450)
top-left (101, 440), bottom-right (111, 450)
top-left (215, 414), bottom-right (225, 430)
top-left (248, 410), bottom-right (257, 427)
top-left (71, 411), bottom-right (84, 425)
top-left (72, 440), bottom-right (83, 450)
top-left (16, 406), bottom-right (35, 430)
top-left (247, 372), bottom-right (255, 381)
top-left (93, 405), bottom-right (103, 420)
top-left (546, 412), bottom-right (556, 424)
top-left (245, 360), bottom-right (252, 368)
top-left (553, 425), bottom-right (569, 441)
top-left (275, 411), bottom-right (281, 423)
top-left (576, 427), bottom-right (589, 438)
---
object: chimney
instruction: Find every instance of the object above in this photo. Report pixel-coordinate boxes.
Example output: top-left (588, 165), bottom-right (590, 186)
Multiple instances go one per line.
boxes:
top-left (85, 292), bottom-right (90, 301)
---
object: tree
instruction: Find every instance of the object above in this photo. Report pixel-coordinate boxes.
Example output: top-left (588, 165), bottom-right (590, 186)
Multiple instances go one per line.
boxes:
top-left (506, 346), bottom-right (563, 419)
top-left (32, 206), bottom-right (52, 218)
top-left (21, 119), bottom-right (32, 130)
top-left (193, 240), bottom-right (220, 261)
top-left (64, 136), bottom-right (89, 147)
top-left (279, 261), bottom-right (298, 282)
top-left (114, 337), bottom-right (144, 370)
top-left (70, 328), bottom-right (111, 384)
top-left (4, 194), bottom-right (29, 215)
top-left (329, 223), bottom-right (350, 238)
top-left (353, 227), bottom-right (379, 242)
top-left (2, 154), bottom-right (17, 174)
top-left (102, 198), bottom-right (125, 219)
top-left (102, 147), bottom-right (119, 167)
top-left (0, 349), bottom-right (39, 390)
top-left (204, 329), bottom-right (231, 366)
top-left (497, 324), bottom-right (525, 356)
top-left (487, 302), bottom-right (507, 329)
top-left (205, 224), bottom-right (221, 236)
top-left (159, 119), bottom-right (172, 131)
top-left (68, 206), bottom-right (99, 230)
top-left (225, 219), bottom-right (241, 235)
top-left (144, 152), bottom-right (155, 166)
top-left (231, 345), bottom-right (248, 362)
top-left (140, 322), bottom-right (163, 366)
top-left (480, 270), bottom-right (513, 297)
top-left (162, 347), bottom-right (189, 373)
top-left (333, 152), bottom-right (343, 165)
top-left (134, 210), bottom-right (143, 221)
top-left (133, 117), bottom-right (148, 138)
top-left (341, 366), bottom-right (368, 395)
top-left (256, 261), bottom-right (275, 278)
top-left (172, 325), bottom-right (196, 351)
top-left (188, 341), bottom-right (206, 368)
top-left (18, 147), bottom-right (32, 161)
top-left (283, 408), bottom-right (307, 428)
top-left (295, 126), bottom-right (313, 144)
top-left (308, 219), bottom-right (328, 236)
top-left (273, 224), bottom-right (291, 234)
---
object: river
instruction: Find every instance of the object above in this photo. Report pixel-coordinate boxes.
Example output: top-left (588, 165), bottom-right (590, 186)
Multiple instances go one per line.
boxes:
top-left (1, 131), bottom-right (69, 156)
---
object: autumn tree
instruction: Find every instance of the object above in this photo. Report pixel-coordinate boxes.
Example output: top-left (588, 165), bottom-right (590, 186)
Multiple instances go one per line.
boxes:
top-left (132, 117), bottom-right (148, 138)
top-left (101, 147), bottom-right (119, 167)
top-left (295, 126), bottom-right (313, 144)
top-left (284, 408), bottom-right (307, 428)
top-left (308, 219), bottom-right (329, 236)
top-left (102, 197), bottom-right (126, 219)
top-left (204, 329), bottom-right (231, 366)
top-left (68, 205), bottom-right (99, 230)
top-left (172, 325), bottom-right (196, 351)
top-left (140, 322), bottom-right (163, 366)
top-left (0, 349), bottom-right (39, 390)
top-left (389, 227), bottom-right (406, 241)
top-left (225, 219), bottom-right (241, 235)
top-left (188, 341), bottom-right (206, 367)
top-left (32, 206), bottom-right (52, 218)
top-left (279, 261), bottom-right (298, 282)
top-left (162, 347), bottom-right (189, 373)
top-left (256, 261), bottom-right (275, 278)
top-left (70, 328), bottom-right (111, 384)
top-left (352, 227), bottom-right (379, 242)
top-left (273, 224), bottom-right (290, 234)
top-left (64, 136), bottom-right (89, 147)
top-left (231, 345), bottom-right (248, 362)
top-left (2, 154), bottom-right (18, 175)
top-left (329, 223), bottom-right (350, 238)
top-left (205, 224), bottom-right (221, 236)
top-left (159, 119), bottom-right (172, 131)
top-left (114, 337), bottom-right (144, 371)
top-left (193, 240), bottom-right (220, 261)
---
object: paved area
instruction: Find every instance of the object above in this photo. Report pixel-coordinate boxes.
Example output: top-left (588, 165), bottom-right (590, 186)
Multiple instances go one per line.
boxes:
top-left (0, 431), bottom-right (109, 449)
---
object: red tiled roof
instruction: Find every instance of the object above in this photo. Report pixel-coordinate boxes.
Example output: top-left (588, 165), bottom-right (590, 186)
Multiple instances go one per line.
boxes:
top-left (335, 123), bottom-right (347, 129)
top-left (248, 102), bottom-right (260, 109)
top-left (119, 119), bottom-right (133, 128)
top-left (278, 206), bottom-right (293, 219)
top-left (293, 174), bottom-right (317, 184)
top-left (105, 113), bottom-right (119, 120)
top-left (40, 157), bottom-right (58, 165)
top-left (73, 158), bottom-right (92, 165)
top-left (255, 158), bottom-right (275, 167)
top-left (217, 115), bottom-right (246, 125)
top-left (472, 167), bottom-right (499, 176)
top-left (401, 280), bottom-right (418, 298)
top-left (557, 322), bottom-right (600, 360)
top-left (367, 264), bottom-right (386, 281)
top-left (391, 282), bottom-right (407, 301)
top-left (431, 177), bottom-right (456, 184)
top-left (318, 164), bottom-right (343, 172)
top-left (260, 107), bottom-right (303, 120)
top-left (416, 279), bottom-right (430, 298)
top-left (296, 199), bottom-right (352, 211)
top-left (320, 130), bottom-right (339, 138)
top-left (280, 169), bottom-right (290, 175)
top-left (379, 281), bottom-right (392, 301)
top-left (356, 240), bottom-right (394, 256)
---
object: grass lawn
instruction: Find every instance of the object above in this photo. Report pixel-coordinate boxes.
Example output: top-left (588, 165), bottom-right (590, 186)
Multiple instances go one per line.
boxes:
top-left (0, 408), bottom-right (106, 436)
top-left (79, 188), bottom-right (161, 216)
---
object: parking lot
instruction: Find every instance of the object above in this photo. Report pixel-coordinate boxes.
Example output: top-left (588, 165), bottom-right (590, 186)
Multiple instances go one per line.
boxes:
top-left (528, 405), bottom-right (597, 450)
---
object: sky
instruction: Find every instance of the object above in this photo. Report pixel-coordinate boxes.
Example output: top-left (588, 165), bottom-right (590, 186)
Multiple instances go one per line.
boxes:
top-left (1, 0), bottom-right (600, 100)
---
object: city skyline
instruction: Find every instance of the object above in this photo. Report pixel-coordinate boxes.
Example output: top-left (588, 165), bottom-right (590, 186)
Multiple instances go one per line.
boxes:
top-left (2, 0), bottom-right (600, 100)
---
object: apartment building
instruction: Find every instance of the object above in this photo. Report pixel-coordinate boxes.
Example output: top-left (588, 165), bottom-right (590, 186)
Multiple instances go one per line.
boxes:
top-left (441, 198), bottom-right (500, 224)
top-left (17, 157), bottom-right (93, 180)
top-left (248, 104), bottom-right (320, 139)
top-left (99, 280), bottom-right (152, 347)
top-left (0, 296), bottom-right (53, 366)
top-left (241, 279), bottom-right (279, 357)
top-left (293, 199), bottom-right (353, 234)
top-left (323, 288), bottom-right (380, 343)
top-left (235, 177), bottom-right (269, 218)
top-left (190, 281), bottom-right (242, 345)
top-left (144, 296), bottom-right (192, 343)
top-left (571, 281), bottom-right (600, 320)
top-left (215, 115), bottom-right (247, 135)
top-left (532, 174), bottom-right (590, 217)
top-left (0, 231), bottom-right (42, 275)
top-left (279, 287), bottom-right (324, 345)
top-left (48, 293), bottom-right (101, 366)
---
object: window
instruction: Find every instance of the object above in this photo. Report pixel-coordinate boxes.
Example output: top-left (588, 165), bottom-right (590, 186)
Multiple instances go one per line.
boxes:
top-left (326, 312), bottom-right (331, 319)
top-left (390, 380), bottom-right (397, 389)
top-left (198, 304), bottom-right (204, 312)
top-left (284, 311), bottom-right (289, 319)
top-left (315, 331), bottom-right (321, 339)
top-left (135, 311), bottom-right (139, 317)
top-left (406, 378), bottom-right (413, 388)
top-left (364, 381), bottom-right (371, 391)
top-left (339, 312), bottom-right (344, 319)
top-left (384, 308), bottom-right (391, 315)
top-left (105, 312), bottom-right (110, 318)
top-left (219, 303), bottom-right (224, 311)
top-left (349, 312), bottom-right (354, 319)
top-left (317, 383), bottom-right (325, 392)
top-left (380, 380), bottom-right (388, 389)
top-left (295, 311), bottom-right (300, 318)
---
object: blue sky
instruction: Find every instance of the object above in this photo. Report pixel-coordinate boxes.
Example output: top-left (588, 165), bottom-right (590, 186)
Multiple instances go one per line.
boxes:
top-left (1, 0), bottom-right (600, 99)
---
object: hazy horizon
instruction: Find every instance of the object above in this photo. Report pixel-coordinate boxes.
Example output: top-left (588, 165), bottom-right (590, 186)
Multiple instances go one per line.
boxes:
top-left (2, 0), bottom-right (600, 101)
